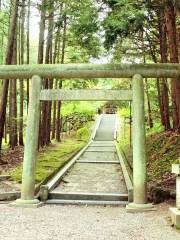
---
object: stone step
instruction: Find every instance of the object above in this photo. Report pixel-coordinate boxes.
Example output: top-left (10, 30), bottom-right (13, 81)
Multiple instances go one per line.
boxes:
top-left (76, 160), bottom-right (119, 164)
top-left (46, 199), bottom-right (128, 206)
top-left (78, 151), bottom-right (118, 162)
top-left (86, 149), bottom-right (115, 153)
top-left (86, 146), bottom-right (116, 152)
top-left (92, 141), bottom-right (114, 143)
top-left (49, 191), bottom-right (128, 201)
top-left (89, 144), bottom-right (115, 147)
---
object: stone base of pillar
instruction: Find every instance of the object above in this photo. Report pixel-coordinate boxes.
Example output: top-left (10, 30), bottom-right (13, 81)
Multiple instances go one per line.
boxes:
top-left (9, 198), bottom-right (44, 208)
top-left (169, 208), bottom-right (180, 228)
top-left (126, 202), bottom-right (155, 213)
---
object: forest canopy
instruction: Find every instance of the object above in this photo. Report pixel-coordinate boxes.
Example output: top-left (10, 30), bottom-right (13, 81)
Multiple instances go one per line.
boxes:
top-left (0, 0), bottom-right (179, 158)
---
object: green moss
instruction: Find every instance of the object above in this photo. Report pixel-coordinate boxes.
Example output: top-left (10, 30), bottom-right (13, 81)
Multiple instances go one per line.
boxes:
top-left (8, 136), bottom-right (87, 183)
top-left (147, 131), bottom-right (180, 182)
top-left (118, 113), bottom-right (180, 185)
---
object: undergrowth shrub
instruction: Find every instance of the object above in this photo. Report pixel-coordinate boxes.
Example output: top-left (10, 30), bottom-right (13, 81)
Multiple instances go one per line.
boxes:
top-left (76, 126), bottom-right (90, 140)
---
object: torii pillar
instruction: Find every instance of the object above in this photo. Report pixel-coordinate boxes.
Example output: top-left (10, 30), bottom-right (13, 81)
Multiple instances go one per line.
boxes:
top-left (126, 74), bottom-right (154, 212)
top-left (11, 75), bottom-right (42, 207)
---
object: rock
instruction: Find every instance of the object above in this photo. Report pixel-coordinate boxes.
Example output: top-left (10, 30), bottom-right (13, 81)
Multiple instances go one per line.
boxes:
top-left (150, 187), bottom-right (171, 204)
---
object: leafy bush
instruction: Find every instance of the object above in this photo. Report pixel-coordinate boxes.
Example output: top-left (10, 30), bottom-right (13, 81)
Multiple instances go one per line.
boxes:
top-left (76, 126), bottom-right (90, 140)
top-left (119, 108), bottom-right (131, 118)
top-left (61, 101), bottom-right (101, 117)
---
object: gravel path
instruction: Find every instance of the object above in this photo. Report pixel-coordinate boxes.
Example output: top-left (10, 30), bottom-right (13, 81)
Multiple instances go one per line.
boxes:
top-left (0, 202), bottom-right (179, 240)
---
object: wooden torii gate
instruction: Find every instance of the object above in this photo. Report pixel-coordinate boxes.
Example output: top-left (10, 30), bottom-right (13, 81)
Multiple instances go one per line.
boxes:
top-left (1, 63), bottom-right (179, 213)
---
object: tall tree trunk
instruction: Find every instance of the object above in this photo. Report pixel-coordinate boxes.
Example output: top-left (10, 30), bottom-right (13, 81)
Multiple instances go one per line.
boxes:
top-left (52, 80), bottom-right (57, 139)
top-left (0, 0), bottom-right (19, 160)
top-left (165, 1), bottom-right (180, 131)
top-left (61, 15), bottom-right (67, 65)
top-left (46, 0), bottom-right (54, 144)
top-left (19, 0), bottom-right (26, 146)
top-left (38, 0), bottom-right (46, 147)
top-left (158, 8), bottom-right (171, 130)
top-left (41, 0), bottom-right (54, 146)
top-left (52, 26), bottom-right (61, 140)
top-left (145, 79), bottom-right (153, 128)
top-left (0, 18), bottom-right (4, 64)
top-left (141, 30), bottom-right (153, 128)
top-left (176, 3), bottom-right (180, 59)
top-left (146, 29), bottom-right (165, 127)
top-left (56, 14), bottom-right (67, 142)
top-left (26, 0), bottom-right (30, 108)
top-left (9, 26), bottom-right (18, 149)
top-left (156, 79), bottom-right (165, 126)
top-left (56, 81), bottom-right (62, 142)
top-left (38, 0), bottom-right (46, 64)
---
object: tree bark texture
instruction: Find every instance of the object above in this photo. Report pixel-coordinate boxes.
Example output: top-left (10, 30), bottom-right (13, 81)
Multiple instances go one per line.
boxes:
top-left (0, 0), bottom-right (19, 158)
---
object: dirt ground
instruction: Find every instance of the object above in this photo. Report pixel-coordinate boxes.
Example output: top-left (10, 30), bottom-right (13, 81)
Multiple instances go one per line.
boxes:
top-left (0, 201), bottom-right (179, 240)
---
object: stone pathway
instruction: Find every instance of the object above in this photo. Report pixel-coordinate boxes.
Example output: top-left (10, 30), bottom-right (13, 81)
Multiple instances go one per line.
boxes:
top-left (54, 162), bottom-right (127, 193)
top-left (51, 114), bottom-right (127, 199)
top-left (94, 114), bottom-right (116, 141)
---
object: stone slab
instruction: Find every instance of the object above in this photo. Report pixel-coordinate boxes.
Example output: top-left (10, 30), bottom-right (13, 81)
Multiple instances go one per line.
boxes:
top-left (49, 192), bottom-right (128, 201)
top-left (0, 175), bottom-right (10, 180)
top-left (86, 149), bottom-right (115, 152)
top-left (172, 164), bottom-right (180, 174)
top-left (89, 144), bottom-right (115, 147)
top-left (126, 203), bottom-right (156, 213)
top-left (10, 202), bottom-right (44, 208)
top-left (169, 207), bottom-right (180, 227)
top-left (76, 160), bottom-right (119, 164)
top-left (46, 199), bottom-right (128, 205)
top-left (93, 141), bottom-right (114, 144)
top-left (10, 199), bottom-right (44, 208)
top-left (90, 142), bottom-right (114, 146)
top-left (0, 192), bottom-right (20, 201)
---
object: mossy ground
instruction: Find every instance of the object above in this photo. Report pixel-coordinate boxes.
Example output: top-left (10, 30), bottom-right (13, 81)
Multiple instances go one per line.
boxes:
top-left (8, 136), bottom-right (87, 183)
top-left (5, 121), bottom-right (93, 184)
top-left (146, 131), bottom-right (180, 183)
top-left (118, 118), bottom-right (180, 187)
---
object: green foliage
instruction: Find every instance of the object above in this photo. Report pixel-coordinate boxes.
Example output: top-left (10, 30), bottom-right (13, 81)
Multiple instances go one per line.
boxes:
top-left (58, 0), bottom-right (101, 60)
top-left (61, 101), bottom-right (101, 116)
top-left (0, 10), bottom-right (8, 64)
top-left (76, 126), bottom-right (90, 140)
top-left (119, 107), bottom-right (131, 118)
top-left (63, 78), bottom-right (98, 89)
top-left (103, 0), bottom-right (146, 49)
top-left (61, 112), bottom-right (93, 133)
top-left (69, 3), bottom-right (100, 58)
top-left (100, 0), bottom-right (160, 65)
top-left (146, 122), bottom-right (163, 136)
